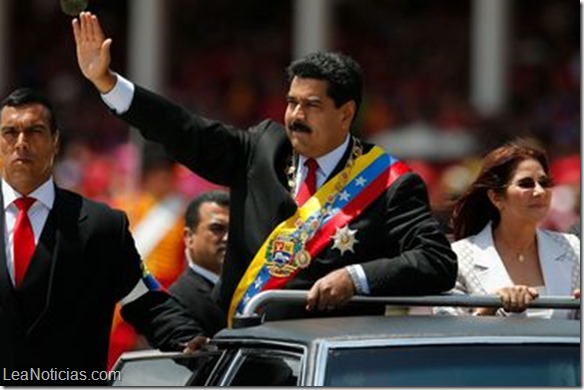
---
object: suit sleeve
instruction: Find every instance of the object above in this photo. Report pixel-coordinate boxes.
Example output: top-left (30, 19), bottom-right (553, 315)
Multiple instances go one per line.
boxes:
top-left (121, 288), bottom-right (204, 351)
top-left (111, 211), bottom-right (204, 350)
top-left (118, 85), bottom-right (254, 187)
top-left (433, 268), bottom-right (473, 316)
top-left (361, 173), bottom-right (458, 295)
top-left (169, 279), bottom-right (227, 337)
top-left (438, 239), bottom-right (478, 315)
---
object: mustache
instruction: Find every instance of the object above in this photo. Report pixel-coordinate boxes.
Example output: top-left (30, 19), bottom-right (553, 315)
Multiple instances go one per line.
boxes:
top-left (289, 121), bottom-right (312, 133)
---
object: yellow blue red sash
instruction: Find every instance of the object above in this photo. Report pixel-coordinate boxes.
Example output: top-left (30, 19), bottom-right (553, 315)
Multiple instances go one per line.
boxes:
top-left (228, 146), bottom-right (409, 325)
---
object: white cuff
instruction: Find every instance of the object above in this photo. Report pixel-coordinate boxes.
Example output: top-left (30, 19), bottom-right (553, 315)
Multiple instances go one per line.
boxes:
top-left (101, 73), bottom-right (135, 114)
top-left (346, 264), bottom-right (370, 295)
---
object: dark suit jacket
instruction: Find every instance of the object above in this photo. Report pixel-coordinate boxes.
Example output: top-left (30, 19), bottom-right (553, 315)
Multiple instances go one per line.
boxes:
top-left (169, 267), bottom-right (225, 336)
top-left (120, 86), bottom-right (457, 319)
top-left (0, 186), bottom-right (201, 385)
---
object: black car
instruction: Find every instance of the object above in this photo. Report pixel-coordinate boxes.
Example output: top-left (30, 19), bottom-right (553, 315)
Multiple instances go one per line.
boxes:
top-left (111, 291), bottom-right (580, 386)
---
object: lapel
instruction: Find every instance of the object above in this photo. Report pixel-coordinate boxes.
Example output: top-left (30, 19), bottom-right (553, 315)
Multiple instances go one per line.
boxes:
top-left (469, 222), bottom-right (514, 293)
top-left (470, 224), bottom-right (574, 296)
top-left (536, 229), bottom-right (572, 296)
top-left (24, 187), bottom-right (87, 336)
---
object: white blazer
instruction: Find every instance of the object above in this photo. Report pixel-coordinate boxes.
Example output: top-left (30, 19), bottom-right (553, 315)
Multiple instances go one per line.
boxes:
top-left (436, 222), bottom-right (580, 318)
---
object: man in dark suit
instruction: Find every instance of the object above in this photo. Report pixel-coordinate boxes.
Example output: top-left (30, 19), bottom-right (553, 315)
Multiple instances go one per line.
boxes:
top-left (170, 190), bottom-right (230, 336)
top-left (73, 12), bottom-right (457, 326)
top-left (0, 88), bottom-right (203, 385)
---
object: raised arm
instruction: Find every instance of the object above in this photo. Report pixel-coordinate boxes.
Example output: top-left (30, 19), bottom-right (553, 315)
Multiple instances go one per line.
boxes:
top-left (72, 11), bottom-right (116, 93)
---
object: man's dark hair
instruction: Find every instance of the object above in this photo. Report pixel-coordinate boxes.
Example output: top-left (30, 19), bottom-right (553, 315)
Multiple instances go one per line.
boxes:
top-left (1, 88), bottom-right (58, 133)
top-left (185, 190), bottom-right (230, 229)
top-left (287, 51), bottom-right (363, 119)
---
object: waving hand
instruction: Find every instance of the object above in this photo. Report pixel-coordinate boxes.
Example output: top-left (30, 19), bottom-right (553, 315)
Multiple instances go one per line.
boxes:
top-left (72, 12), bottom-right (116, 93)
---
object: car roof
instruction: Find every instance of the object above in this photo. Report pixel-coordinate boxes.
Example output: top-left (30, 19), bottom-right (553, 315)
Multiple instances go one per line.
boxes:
top-left (214, 315), bottom-right (579, 347)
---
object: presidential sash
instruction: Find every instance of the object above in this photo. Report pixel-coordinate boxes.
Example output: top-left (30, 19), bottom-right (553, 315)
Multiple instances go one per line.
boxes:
top-left (228, 146), bottom-right (409, 326)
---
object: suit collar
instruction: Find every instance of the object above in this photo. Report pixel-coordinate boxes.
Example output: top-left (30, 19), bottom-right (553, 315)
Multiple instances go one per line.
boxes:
top-left (326, 136), bottom-right (355, 182)
top-left (2, 177), bottom-right (55, 210)
top-left (469, 222), bottom-right (574, 295)
top-left (469, 222), bottom-right (514, 290)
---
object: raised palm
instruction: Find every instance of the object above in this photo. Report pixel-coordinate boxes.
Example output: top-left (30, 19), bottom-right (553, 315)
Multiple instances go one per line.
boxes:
top-left (72, 12), bottom-right (111, 85)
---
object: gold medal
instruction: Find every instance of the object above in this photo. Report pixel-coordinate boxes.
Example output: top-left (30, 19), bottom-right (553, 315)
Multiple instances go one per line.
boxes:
top-left (295, 249), bottom-right (311, 268)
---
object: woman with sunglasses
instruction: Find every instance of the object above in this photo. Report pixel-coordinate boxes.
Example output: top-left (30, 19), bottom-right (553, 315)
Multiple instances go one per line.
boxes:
top-left (436, 139), bottom-right (580, 318)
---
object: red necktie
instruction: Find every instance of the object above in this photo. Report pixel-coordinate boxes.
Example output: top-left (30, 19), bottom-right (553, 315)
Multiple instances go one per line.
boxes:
top-left (296, 158), bottom-right (318, 206)
top-left (13, 197), bottom-right (36, 287)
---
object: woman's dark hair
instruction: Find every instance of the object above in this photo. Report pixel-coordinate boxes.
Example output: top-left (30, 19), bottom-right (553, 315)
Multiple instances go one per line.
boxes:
top-left (1, 88), bottom-right (58, 133)
top-left (287, 51), bottom-right (363, 122)
top-left (451, 139), bottom-right (550, 240)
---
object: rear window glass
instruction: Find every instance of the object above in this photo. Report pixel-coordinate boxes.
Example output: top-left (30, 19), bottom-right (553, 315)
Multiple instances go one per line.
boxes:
top-left (325, 344), bottom-right (580, 386)
top-left (228, 350), bottom-right (301, 386)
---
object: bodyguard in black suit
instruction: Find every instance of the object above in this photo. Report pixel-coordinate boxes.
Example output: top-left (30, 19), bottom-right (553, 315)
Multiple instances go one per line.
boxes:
top-left (170, 190), bottom-right (230, 335)
top-left (0, 89), bottom-right (202, 385)
top-left (73, 13), bottom-right (457, 326)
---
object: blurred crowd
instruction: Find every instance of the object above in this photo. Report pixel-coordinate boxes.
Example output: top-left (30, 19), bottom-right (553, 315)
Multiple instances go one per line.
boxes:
top-left (4, 0), bottom-right (579, 251)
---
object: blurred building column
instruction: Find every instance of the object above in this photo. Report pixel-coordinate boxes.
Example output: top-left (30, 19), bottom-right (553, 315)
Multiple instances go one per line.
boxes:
top-left (128, 0), bottom-right (166, 92)
top-left (470, 0), bottom-right (510, 117)
top-left (0, 0), bottom-right (9, 95)
top-left (127, 0), bottom-right (167, 192)
top-left (293, 0), bottom-right (331, 59)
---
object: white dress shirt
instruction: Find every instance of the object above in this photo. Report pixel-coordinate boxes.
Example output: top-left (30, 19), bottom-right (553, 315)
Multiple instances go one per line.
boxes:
top-left (186, 250), bottom-right (220, 286)
top-left (3, 178), bottom-right (55, 285)
top-left (295, 135), bottom-right (350, 197)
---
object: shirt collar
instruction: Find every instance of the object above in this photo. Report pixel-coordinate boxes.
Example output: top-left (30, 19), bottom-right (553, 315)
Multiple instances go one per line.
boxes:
top-left (2, 178), bottom-right (55, 210)
top-left (298, 134), bottom-right (351, 178)
top-left (186, 250), bottom-right (220, 285)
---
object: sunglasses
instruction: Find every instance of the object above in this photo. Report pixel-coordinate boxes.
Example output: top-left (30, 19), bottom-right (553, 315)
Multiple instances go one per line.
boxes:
top-left (511, 177), bottom-right (555, 189)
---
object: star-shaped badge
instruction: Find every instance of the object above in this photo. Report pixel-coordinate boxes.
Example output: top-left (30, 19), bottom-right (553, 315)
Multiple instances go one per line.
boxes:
top-left (332, 225), bottom-right (359, 255)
